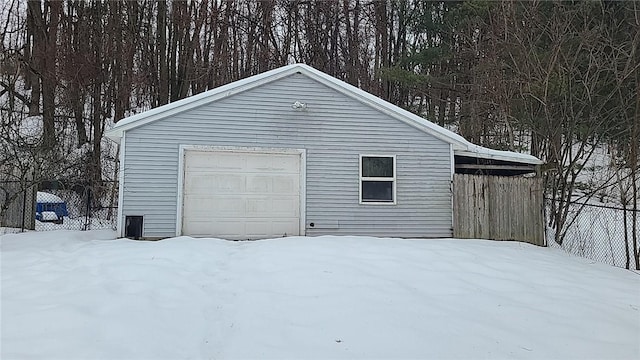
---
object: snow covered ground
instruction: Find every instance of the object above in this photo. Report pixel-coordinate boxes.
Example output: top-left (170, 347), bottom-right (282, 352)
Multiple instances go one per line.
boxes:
top-left (1, 231), bottom-right (639, 359)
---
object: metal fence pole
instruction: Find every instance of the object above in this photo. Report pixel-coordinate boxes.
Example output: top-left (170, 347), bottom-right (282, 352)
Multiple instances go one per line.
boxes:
top-left (21, 184), bottom-right (27, 232)
top-left (84, 187), bottom-right (91, 231)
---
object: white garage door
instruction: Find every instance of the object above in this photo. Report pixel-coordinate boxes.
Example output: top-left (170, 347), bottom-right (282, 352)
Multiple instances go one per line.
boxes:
top-left (181, 149), bottom-right (302, 239)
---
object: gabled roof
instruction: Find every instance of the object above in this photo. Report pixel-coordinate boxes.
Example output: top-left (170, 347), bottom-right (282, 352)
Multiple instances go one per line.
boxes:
top-left (105, 63), bottom-right (542, 165)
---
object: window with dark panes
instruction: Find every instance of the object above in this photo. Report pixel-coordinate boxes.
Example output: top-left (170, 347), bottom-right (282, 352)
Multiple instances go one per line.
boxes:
top-left (360, 155), bottom-right (395, 203)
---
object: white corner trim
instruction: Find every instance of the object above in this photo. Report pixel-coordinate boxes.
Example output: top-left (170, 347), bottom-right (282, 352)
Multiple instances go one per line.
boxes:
top-left (116, 133), bottom-right (126, 237)
top-left (449, 143), bottom-right (455, 235)
top-left (450, 143), bottom-right (455, 181)
top-left (175, 145), bottom-right (307, 237)
top-left (175, 145), bottom-right (186, 237)
top-left (299, 149), bottom-right (307, 236)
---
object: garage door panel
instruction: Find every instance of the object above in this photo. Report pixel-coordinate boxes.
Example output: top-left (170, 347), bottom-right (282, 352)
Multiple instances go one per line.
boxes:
top-left (214, 174), bottom-right (246, 192)
top-left (184, 221), bottom-right (212, 237)
top-left (245, 157), bottom-right (272, 171)
top-left (214, 197), bottom-right (245, 215)
top-left (245, 220), bottom-right (273, 237)
top-left (269, 220), bottom-right (299, 237)
top-left (182, 150), bottom-right (302, 239)
top-left (246, 175), bottom-right (272, 192)
top-left (212, 220), bottom-right (246, 237)
top-left (186, 152), bottom-right (220, 170)
top-left (214, 153), bottom-right (246, 170)
top-left (245, 198), bottom-right (272, 215)
top-left (183, 195), bottom-right (217, 213)
top-left (272, 176), bottom-right (298, 194)
top-left (272, 155), bottom-right (300, 170)
top-left (272, 198), bottom-right (300, 216)
top-left (184, 175), bottom-right (215, 193)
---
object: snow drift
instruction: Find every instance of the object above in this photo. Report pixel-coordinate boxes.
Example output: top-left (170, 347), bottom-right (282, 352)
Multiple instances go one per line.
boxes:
top-left (1, 231), bottom-right (638, 359)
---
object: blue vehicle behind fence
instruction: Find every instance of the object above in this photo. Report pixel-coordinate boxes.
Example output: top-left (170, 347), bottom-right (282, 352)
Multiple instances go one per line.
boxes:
top-left (35, 192), bottom-right (69, 224)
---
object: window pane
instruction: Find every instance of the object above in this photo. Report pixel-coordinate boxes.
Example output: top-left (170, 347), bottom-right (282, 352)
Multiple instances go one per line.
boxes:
top-left (362, 157), bottom-right (393, 177)
top-left (362, 181), bottom-right (393, 202)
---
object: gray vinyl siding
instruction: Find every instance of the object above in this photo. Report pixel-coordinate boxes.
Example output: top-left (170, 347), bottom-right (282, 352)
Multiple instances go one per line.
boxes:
top-left (122, 73), bottom-right (453, 238)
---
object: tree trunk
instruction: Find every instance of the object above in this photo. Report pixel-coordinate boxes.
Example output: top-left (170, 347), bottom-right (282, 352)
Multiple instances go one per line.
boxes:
top-left (157, 0), bottom-right (168, 106)
top-left (40, 0), bottom-right (61, 150)
top-left (26, 0), bottom-right (42, 116)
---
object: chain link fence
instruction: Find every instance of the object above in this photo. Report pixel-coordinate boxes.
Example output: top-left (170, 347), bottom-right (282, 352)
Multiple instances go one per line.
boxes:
top-left (546, 199), bottom-right (639, 269)
top-left (1, 180), bottom-right (118, 234)
top-left (0, 180), bottom-right (36, 232)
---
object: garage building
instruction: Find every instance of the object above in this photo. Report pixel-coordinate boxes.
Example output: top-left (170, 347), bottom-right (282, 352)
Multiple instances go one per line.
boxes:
top-left (105, 64), bottom-right (541, 240)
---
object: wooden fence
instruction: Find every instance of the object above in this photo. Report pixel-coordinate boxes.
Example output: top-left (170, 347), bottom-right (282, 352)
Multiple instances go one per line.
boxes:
top-left (453, 174), bottom-right (545, 246)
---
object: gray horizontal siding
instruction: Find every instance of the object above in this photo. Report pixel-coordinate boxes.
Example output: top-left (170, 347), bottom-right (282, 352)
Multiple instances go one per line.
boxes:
top-left (122, 73), bottom-right (453, 238)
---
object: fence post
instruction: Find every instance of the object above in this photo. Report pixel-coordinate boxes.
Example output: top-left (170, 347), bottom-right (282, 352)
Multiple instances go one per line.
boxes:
top-left (21, 184), bottom-right (27, 232)
top-left (84, 187), bottom-right (91, 231)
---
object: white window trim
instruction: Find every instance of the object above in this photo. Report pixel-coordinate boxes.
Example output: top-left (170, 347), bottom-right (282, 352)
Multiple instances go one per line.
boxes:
top-left (359, 154), bottom-right (397, 205)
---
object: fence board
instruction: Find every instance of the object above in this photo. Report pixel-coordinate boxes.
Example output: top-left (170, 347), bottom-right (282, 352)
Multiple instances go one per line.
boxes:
top-left (453, 174), bottom-right (544, 246)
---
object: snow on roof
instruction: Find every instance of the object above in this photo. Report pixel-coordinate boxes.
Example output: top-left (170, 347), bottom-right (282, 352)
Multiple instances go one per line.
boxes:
top-left (37, 192), bottom-right (64, 204)
top-left (104, 63), bottom-right (542, 165)
top-left (456, 145), bottom-right (543, 165)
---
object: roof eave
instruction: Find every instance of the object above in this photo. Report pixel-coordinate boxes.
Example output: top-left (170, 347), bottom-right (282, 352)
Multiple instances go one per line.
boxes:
top-left (455, 149), bottom-right (543, 165)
